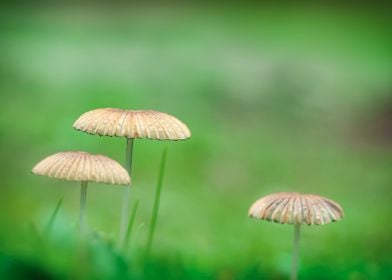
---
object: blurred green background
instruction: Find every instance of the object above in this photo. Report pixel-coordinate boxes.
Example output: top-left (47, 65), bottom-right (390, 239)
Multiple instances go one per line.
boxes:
top-left (0, 2), bottom-right (391, 279)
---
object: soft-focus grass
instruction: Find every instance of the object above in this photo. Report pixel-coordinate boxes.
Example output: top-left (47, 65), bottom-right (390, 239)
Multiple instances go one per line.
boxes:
top-left (0, 3), bottom-right (391, 279)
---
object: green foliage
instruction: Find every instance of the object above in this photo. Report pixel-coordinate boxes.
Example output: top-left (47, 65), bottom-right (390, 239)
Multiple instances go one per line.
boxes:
top-left (145, 146), bottom-right (168, 262)
top-left (0, 3), bottom-right (391, 279)
top-left (124, 200), bottom-right (139, 252)
top-left (44, 198), bottom-right (63, 238)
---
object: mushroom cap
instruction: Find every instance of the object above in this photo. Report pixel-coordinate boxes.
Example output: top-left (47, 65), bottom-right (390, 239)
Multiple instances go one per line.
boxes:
top-left (248, 192), bottom-right (343, 225)
top-left (32, 151), bottom-right (131, 185)
top-left (73, 108), bottom-right (191, 140)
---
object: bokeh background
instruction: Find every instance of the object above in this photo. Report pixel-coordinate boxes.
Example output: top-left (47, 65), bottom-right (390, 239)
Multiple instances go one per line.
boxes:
top-left (0, 2), bottom-right (391, 279)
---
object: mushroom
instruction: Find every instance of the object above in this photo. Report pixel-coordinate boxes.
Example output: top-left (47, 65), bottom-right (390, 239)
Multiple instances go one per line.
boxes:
top-left (32, 151), bottom-right (130, 234)
top-left (248, 192), bottom-right (344, 280)
top-left (73, 108), bottom-right (191, 246)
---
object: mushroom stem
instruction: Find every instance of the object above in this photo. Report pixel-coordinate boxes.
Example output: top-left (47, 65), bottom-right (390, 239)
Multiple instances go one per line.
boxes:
top-left (119, 138), bottom-right (134, 247)
top-left (79, 181), bottom-right (88, 235)
top-left (125, 138), bottom-right (134, 173)
top-left (291, 224), bottom-right (301, 280)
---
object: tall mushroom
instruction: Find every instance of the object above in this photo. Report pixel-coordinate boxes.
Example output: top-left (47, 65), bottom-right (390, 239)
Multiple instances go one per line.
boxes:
top-left (73, 108), bottom-right (191, 246)
top-left (248, 192), bottom-right (344, 280)
top-left (32, 151), bottom-right (130, 234)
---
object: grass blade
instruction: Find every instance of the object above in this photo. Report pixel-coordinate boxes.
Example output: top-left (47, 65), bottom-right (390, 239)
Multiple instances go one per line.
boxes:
top-left (124, 200), bottom-right (139, 251)
top-left (145, 146), bottom-right (168, 260)
top-left (44, 198), bottom-right (63, 237)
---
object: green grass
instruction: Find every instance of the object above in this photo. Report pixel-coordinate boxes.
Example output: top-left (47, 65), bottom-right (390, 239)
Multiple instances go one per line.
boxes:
top-left (0, 3), bottom-right (391, 279)
top-left (145, 146), bottom-right (168, 261)
top-left (44, 198), bottom-right (63, 238)
top-left (124, 200), bottom-right (139, 253)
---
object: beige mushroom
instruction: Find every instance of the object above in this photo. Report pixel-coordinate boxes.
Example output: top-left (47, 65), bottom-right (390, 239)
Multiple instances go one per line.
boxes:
top-left (73, 108), bottom-right (191, 246)
top-left (73, 108), bottom-right (191, 140)
top-left (249, 192), bottom-right (344, 280)
top-left (32, 151), bottom-right (130, 234)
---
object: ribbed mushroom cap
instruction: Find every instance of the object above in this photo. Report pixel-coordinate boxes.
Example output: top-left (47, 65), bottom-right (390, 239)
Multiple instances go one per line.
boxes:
top-left (73, 108), bottom-right (191, 140)
top-left (32, 151), bottom-right (130, 185)
top-left (249, 192), bottom-right (343, 225)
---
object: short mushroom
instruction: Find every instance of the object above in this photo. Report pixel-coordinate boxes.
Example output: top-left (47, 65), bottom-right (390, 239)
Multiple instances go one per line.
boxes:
top-left (73, 108), bottom-right (191, 246)
top-left (248, 192), bottom-right (344, 280)
top-left (32, 151), bottom-right (130, 234)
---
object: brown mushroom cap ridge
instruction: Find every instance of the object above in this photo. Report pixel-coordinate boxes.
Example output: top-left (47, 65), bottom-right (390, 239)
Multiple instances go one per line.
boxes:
top-left (248, 192), bottom-right (344, 225)
top-left (32, 151), bottom-right (131, 185)
top-left (73, 108), bottom-right (191, 140)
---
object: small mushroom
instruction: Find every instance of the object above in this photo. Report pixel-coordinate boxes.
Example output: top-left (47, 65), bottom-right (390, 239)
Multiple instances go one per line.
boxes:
top-left (32, 151), bottom-right (130, 234)
top-left (73, 108), bottom-right (191, 246)
top-left (249, 192), bottom-right (344, 280)
top-left (73, 108), bottom-right (191, 140)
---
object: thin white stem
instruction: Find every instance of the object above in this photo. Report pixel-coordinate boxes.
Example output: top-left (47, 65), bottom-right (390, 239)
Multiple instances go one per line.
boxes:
top-left (79, 181), bottom-right (88, 235)
top-left (291, 224), bottom-right (301, 280)
top-left (119, 138), bottom-right (134, 248)
top-left (125, 138), bottom-right (134, 173)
